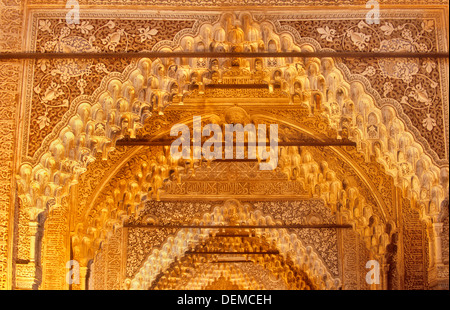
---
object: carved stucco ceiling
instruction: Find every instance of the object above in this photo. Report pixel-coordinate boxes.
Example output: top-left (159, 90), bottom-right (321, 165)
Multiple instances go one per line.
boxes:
top-left (124, 199), bottom-right (340, 280)
top-left (17, 11), bottom-right (448, 219)
top-left (71, 115), bottom-right (396, 273)
top-left (64, 99), bottom-right (413, 291)
top-left (78, 117), bottom-right (392, 225)
top-left (12, 5), bottom-right (447, 291)
top-left (21, 10), bottom-right (448, 164)
top-left (123, 199), bottom-right (340, 290)
top-left (15, 7), bottom-right (448, 273)
top-left (16, 12), bottom-right (448, 231)
top-left (148, 252), bottom-right (310, 290)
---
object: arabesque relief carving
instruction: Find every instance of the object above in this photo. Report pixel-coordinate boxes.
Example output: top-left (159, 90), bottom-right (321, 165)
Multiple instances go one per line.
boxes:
top-left (124, 199), bottom-right (341, 290)
top-left (18, 12), bottom-right (448, 234)
top-left (121, 199), bottom-right (339, 281)
top-left (3, 5), bottom-right (447, 290)
top-left (0, 0), bottom-right (23, 289)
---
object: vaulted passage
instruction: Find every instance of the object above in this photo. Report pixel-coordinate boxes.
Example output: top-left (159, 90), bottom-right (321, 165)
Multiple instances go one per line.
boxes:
top-left (1, 1), bottom-right (448, 291)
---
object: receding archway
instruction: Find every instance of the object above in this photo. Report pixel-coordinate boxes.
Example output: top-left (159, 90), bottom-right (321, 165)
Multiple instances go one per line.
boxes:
top-left (14, 11), bottom-right (447, 290)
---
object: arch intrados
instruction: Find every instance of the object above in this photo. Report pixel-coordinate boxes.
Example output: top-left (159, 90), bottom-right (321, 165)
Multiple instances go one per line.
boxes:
top-left (125, 199), bottom-right (339, 290)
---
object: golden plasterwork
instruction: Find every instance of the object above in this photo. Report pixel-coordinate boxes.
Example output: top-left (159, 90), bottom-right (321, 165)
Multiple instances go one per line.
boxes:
top-left (0, 2), bottom-right (448, 291)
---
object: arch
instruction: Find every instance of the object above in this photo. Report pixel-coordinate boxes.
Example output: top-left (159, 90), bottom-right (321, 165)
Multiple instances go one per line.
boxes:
top-left (17, 13), bottom-right (447, 229)
top-left (124, 199), bottom-right (340, 290)
top-left (71, 112), bottom-right (394, 270)
top-left (15, 13), bottom-right (446, 291)
top-left (149, 261), bottom-right (286, 290)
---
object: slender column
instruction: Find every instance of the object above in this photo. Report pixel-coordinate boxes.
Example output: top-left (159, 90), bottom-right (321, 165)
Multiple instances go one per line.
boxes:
top-left (29, 221), bottom-right (39, 262)
top-left (430, 222), bottom-right (449, 289)
top-left (381, 263), bottom-right (389, 290)
top-left (433, 223), bottom-right (444, 265)
top-left (79, 267), bottom-right (88, 290)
